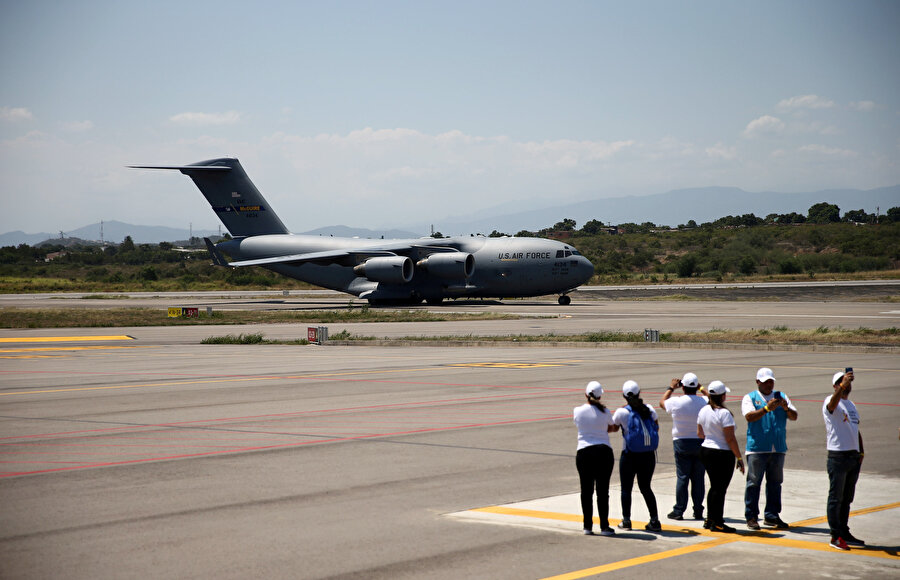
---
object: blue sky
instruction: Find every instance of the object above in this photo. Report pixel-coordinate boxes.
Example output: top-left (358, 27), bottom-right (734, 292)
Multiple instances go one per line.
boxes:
top-left (1, 0), bottom-right (898, 235)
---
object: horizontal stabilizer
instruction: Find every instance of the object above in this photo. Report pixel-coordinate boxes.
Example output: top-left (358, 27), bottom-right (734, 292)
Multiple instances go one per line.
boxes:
top-left (203, 238), bottom-right (230, 267)
top-left (128, 165), bottom-right (231, 172)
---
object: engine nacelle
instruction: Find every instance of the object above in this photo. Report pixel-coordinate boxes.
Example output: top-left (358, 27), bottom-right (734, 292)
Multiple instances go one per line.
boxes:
top-left (416, 252), bottom-right (475, 279)
top-left (353, 256), bottom-right (414, 284)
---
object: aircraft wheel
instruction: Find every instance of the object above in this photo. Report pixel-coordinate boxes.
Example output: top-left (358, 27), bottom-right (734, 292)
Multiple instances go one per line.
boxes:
top-left (558, 295), bottom-right (571, 305)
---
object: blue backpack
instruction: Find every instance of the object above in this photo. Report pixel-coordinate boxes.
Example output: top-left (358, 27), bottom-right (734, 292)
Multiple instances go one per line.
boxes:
top-left (624, 405), bottom-right (659, 452)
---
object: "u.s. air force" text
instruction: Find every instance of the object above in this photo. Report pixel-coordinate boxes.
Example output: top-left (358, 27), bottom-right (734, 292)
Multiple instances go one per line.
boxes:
top-left (498, 252), bottom-right (552, 260)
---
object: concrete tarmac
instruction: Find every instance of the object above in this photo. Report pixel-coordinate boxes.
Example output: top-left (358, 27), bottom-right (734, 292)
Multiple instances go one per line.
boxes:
top-left (1, 318), bottom-right (898, 578)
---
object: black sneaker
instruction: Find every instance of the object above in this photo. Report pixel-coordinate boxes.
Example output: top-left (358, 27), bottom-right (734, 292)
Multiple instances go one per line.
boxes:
top-left (617, 519), bottom-right (632, 530)
top-left (645, 520), bottom-right (662, 532)
top-left (667, 511), bottom-right (683, 521)
top-left (703, 519), bottom-right (710, 529)
top-left (710, 522), bottom-right (736, 533)
top-left (763, 517), bottom-right (789, 529)
top-left (844, 533), bottom-right (865, 546)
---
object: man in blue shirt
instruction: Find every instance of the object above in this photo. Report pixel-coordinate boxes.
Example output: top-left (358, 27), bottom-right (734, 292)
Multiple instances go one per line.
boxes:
top-left (741, 367), bottom-right (798, 530)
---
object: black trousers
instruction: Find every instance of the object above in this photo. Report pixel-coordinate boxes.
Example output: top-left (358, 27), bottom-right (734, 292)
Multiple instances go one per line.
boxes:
top-left (619, 450), bottom-right (658, 520)
top-left (576, 444), bottom-right (615, 530)
top-left (701, 447), bottom-right (735, 526)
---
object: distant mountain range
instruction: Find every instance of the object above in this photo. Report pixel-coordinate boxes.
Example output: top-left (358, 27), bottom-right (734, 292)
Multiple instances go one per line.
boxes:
top-left (3, 185), bottom-right (898, 246)
top-left (425, 185), bottom-right (900, 236)
top-left (0, 221), bottom-right (421, 247)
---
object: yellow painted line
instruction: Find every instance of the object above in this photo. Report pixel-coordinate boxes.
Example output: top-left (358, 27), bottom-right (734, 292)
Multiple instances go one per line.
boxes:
top-left (0, 346), bottom-right (154, 353)
top-left (0, 335), bottom-right (134, 343)
top-left (788, 500), bottom-right (900, 528)
top-left (541, 538), bottom-right (735, 580)
top-left (448, 362), bottom-right (565, 369)
top-left (472, 502), bottom-right (900, 571)
top-left (473, 506), bottom-right (583, 523)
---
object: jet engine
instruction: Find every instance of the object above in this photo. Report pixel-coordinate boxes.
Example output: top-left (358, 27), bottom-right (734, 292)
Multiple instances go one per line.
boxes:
top-left (416, 252), bottom-right (475, 279)
top-left (353, 256), bottom-right (414, 284)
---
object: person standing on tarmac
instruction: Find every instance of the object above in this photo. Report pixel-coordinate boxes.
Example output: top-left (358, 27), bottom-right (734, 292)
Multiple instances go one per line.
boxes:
top-left (823, 369), bottom-right (865, 551)
top-left (574, 381), bottom-right (617, 536)
top-left (742, 367), bottom-right (798, 531)
top-left (697, 381), bottom-right (745, 533)
top-left (611, 380), bottom-right (662, 532)
top-left (659, 372), bottom-right (708, 521)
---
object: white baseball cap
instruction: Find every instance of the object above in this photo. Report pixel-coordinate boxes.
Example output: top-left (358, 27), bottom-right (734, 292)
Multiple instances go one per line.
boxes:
top-left (622, 380), bottom-right (640, 397)
top-left (832, 371), bottom-right (846, 385)
top-left (756, 367), bottom-right (776, 382)
top-left (585, 381), bottom-right (604, 398)
top-left (681, 372), bottom-right (699, 389)
top-left (707, 380), bottom-right (730, 395)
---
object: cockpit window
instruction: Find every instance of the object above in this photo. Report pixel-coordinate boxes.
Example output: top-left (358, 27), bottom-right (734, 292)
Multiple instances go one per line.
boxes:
top-left (564, 250), bottom-right (572, 257)
top-left (555, 250), bottom-right (565, 258)
top-left (571, 250), bottom-right (581, 256)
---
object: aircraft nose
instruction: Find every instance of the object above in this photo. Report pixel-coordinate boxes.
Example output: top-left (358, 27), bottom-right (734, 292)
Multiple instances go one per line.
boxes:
top-left (577, 256), bottom-right (594, 285)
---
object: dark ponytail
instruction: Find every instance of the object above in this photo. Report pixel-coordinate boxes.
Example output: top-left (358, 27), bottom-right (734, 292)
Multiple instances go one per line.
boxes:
top-left (708, 393), bottom-right (732, 415)
top-left (587, 394), bottom-right (607, 413)
top-left (625, 393), bottom-right (651, 420)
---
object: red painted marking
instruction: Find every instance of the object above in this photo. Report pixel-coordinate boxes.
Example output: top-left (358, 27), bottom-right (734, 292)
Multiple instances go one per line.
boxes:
top-left (0, 415), bottom-right (564, 477)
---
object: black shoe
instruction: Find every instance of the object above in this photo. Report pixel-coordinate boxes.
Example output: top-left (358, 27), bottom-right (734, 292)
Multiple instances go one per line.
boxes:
top-left (645, 520), bottom-right (662, 532)
top-left (703, 519), bottom-right (710, 529)
top-left (746, 518), bottom-right (760, 530)
top-left (617, 519), bottom-right (632, 530)
top-left (710, 522), bottom-right (735, 533)
top-left (844, 533), bottom-right (865, 546)
top-left (763, 517), bottom-right (789, 529)
top-left (667, 511), bottom-right (683, 521)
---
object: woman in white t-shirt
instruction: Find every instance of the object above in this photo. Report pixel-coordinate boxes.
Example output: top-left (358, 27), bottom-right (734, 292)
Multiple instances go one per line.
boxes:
top-left (574, 381), bottom-right (617, 536)
top-left (697, 381), bottom-right (745, 533)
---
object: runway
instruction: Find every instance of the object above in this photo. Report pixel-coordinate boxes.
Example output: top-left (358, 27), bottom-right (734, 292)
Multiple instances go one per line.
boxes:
top-left (1, 312), bottom-right (898, 578)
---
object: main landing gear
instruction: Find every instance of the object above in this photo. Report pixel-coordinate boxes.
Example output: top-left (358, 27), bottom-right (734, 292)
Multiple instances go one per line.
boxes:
top-left (558, 295), bottom-right (571, 305)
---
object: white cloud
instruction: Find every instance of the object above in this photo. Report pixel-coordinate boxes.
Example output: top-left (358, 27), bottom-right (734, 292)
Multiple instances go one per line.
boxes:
top-left (169, 110), bottom-right (241, 126)
top-left (705, 143), bottom-right (737, 160)
top-left (849, 100), bottom-right (876, 112)
top-left (798, 144), bottom-right (858, 158)
top-left (1, 106), bottom-right (33, 122)
top-left (777, 95), bottom-right (835, 110)
top-left (62, 120), bottom-right (94, 132)
top-left (743, 115), bottom-right (785, 138)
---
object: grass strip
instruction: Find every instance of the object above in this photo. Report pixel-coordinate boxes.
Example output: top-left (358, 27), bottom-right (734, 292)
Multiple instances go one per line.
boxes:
top-left (0, 307), bottom-right (517, 329)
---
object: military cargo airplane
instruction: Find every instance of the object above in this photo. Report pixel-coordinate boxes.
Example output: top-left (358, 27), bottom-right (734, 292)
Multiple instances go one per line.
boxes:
top-left (130, 158), bottom-right (594, 305)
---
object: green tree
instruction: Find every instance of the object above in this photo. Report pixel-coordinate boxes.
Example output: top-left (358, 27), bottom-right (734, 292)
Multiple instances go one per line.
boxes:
top-left (553, 218), bottom-right (576, 231)
top-left (581, 219), bottom-right (605, 235)
top-left (843, 209), bottom-right (873, 223)
top-left (677, 255), bottom-right (697, 278)
top-left (488, 230), bottom-right (508, 237)
top-left (808, 202), bottom-right (840, 224)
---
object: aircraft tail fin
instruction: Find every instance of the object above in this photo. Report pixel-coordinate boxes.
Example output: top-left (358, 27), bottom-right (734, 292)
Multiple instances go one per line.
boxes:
top-left (130, 158), bottom-right (289, 237)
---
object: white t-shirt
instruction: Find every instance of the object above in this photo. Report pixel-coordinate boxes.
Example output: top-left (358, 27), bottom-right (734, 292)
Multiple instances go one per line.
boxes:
top-left (664, 394), bottom-right (708, 439)
top-left (697, 406), bottom-right (736, 450)
top-left (574, 403), bottom-right (614, 450)
top-left (612, 404), bottom-right (659, 438)
top-left (822, 397), bottom-right (860, 452)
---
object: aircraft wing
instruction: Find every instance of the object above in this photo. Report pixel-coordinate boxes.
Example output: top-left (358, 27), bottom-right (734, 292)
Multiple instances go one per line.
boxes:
top-left (224, 242), bottom-right (462, 268)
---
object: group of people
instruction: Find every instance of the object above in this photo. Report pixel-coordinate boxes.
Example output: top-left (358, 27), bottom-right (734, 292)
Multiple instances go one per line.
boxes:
top-left (573, 367), bottom-right (864, 550)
